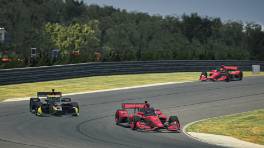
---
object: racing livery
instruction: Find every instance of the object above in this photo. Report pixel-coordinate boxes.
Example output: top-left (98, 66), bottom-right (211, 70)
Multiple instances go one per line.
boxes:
top-left (115, 103), bottom-right (180, 132)
top-left (200, 65), bottom-right (243, 82)
top-left (29, 89), bottom-right (79, 116)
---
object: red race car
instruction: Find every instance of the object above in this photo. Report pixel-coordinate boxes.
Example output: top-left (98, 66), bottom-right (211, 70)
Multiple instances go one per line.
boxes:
top-left (200, 65), bottom-right (243, 82)
top-left (115, 103), bottom-right (180, 132)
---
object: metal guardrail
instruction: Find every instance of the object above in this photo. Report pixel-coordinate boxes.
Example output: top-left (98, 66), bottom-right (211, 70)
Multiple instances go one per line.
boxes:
top-left (0, 60), bottom-right (263, 85)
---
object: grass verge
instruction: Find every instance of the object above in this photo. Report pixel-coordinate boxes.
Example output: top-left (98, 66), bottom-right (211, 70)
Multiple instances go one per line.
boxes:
top-left (186, 109), bottom-right (264, 145)
top-left (0, 71), bottom-right (263, 101)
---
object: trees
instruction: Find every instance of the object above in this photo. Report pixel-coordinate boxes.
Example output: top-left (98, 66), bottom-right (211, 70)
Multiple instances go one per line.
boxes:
top-left (0, 1), bottom-right (264, 68)
top-left (44, 22), bottom-right (99, 62)
top-left (245, 23), bottom-right (264, 60)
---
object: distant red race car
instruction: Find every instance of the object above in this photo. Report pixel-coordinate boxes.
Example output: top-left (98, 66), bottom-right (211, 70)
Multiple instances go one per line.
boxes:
top-left (115, 103), bottom-right (180, 132)
top-left (200, 65), bottom-right (243, 82)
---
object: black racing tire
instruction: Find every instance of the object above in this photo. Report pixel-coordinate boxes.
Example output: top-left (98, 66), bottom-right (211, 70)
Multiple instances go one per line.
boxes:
top-left (72, 104), bottom-right (80, 116)
top-left (115, 118), bottom-right (120, 125)
top-left (115, 110), bottom-right (120, 125)
top-left (29, 102), bottom-right (33, 112)
top-left (225, 77), bottom-right (230, 82)
top-left (168, 115), bottom-right (181, 130)
top-left (201, 71), bottom-right (207, 77)
top-left (70, 102), bottom-right (79, 116)
top-left (35, 105), bottom-right (42, 116)
top-left (30, 98), bottom-right (40, 113)
top-left (115, 110), bottom-right (129, 124)
top-left (168, 116), bottom-right (179, 124)
top-left (239, 72), bottom-right (243, 80)
top-left (49, 104), bottom-right (55, 114)
top-left (116, 117), bottom-right (123, 125)
top-left (225, 72), bottom-right (230, 82)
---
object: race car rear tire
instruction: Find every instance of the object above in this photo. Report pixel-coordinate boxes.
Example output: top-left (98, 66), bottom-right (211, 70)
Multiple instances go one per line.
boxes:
top-left (115, 110), bottom-right (122, 125)
top-left (115, 115), bottom-right (122, 125)
top-left (225, 73), bottom-right (230, 82)
top-left (29, 102), bottom-right (33, 112)
top-left (29, 98), bottom-right (41, 113)
top-left (239, 72), bottom-right (243, 80)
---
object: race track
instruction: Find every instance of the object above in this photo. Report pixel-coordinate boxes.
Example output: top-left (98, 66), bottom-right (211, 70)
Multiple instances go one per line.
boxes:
top-left (0, 76), bottom-right (264, 148)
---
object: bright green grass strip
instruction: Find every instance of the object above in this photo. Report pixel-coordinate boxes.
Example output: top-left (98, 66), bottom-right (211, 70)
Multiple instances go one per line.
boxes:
top-left (243, 71), bottom-right (264, 77)
top-left (0, 71), bottom-right (263, 101)
top-left (186, 109), bottom-right (264, 145)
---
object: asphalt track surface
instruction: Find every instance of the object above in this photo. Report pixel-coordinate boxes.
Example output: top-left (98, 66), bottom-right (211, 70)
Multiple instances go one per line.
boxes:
top-left (0, 76), bottom-right (264, 148)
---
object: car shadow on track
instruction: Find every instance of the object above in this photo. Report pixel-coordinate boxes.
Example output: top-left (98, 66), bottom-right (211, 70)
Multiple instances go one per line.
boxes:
top-left (116, 123), bottom-right (130, 128)
top-left (116, 123), bottom-right (181, 134)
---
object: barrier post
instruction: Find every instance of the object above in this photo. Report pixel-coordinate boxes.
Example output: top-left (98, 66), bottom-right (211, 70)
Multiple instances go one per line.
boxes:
top-left (252, 65), bottom-right (260, 74)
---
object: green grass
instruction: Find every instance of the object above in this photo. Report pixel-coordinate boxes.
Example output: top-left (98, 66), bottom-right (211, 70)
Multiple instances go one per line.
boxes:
top-left (0, 71), bottom-right (263, 101)
top-left (186, 109), bottom-right (264, 145)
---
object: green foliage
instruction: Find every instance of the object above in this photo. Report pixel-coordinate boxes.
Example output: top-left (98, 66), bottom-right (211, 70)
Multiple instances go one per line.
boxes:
top-left (0, 0), bottom-right (263, 68)
top-left (44, 23), bottom-right (98, 53)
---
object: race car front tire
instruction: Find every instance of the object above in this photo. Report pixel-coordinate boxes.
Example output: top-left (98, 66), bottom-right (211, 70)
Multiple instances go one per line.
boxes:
top-left (72, 106), bottom-right (80, 117)
top-left (130, 116), bottom-right (141, 130)
top-left (239, 72), bottom-right (243, 80)
top-left (71, 103), bottom-right (80, 116)
top-left (168, 116), bottom-right (179, 124)
top-left (201, 71), bottom-right (207, 77)
top-left (72, 106), bottom-right (80, 116)
top-left (168, 115), bottom-right (180, 130)
top-left (35, 106), bottom-right (43, 116)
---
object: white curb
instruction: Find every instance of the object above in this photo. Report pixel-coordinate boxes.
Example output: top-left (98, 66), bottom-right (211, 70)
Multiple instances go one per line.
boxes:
top-left (183, 115), bottom-right (264, 148)
top-left (187, 132), bottom-right (264, 148)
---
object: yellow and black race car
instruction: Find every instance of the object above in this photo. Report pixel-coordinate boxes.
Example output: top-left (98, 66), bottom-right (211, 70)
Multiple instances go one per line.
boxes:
top-left (29, 89), bottom-right (79, 116)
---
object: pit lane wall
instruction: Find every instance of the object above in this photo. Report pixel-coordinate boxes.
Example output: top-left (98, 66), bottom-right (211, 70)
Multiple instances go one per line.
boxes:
top-left (0, 60), bottom-right (263, 85)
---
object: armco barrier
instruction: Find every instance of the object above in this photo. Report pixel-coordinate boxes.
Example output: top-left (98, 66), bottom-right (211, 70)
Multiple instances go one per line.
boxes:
top-left (0, 60), bottom-right (263, 85)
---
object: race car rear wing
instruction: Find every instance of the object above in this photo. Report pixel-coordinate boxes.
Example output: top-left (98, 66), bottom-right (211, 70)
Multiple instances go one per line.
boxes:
top-left (223, 66), bottom-right (238, 71)
top-left (122, 103), bottom-right (146, 109)
top-left (37, 92), bottom-right (62, 97)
